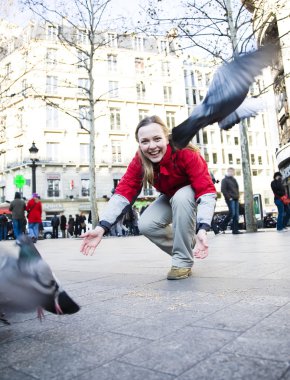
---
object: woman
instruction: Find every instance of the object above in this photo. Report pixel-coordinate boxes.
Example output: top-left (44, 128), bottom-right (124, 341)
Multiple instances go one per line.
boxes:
top-left (271, 172), bottom-right (290, 231)
top-left (26, 193), bottom-right (42, 243)
top-left (81, 116), bottom-right (216, 280)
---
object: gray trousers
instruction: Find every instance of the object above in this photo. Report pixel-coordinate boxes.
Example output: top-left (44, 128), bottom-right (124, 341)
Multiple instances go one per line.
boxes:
top-left (138, 185), bottom-right (196, 268)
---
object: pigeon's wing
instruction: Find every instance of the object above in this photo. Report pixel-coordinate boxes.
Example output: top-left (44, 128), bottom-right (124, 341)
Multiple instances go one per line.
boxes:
top-left (218, 97), bottom-right (265, 130)
top-left (172, 45), bottom-right (276, 148)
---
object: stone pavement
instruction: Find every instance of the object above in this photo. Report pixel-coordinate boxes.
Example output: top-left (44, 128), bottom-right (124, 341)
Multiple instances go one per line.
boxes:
top-left (0, 230), bottom-right (290, 380)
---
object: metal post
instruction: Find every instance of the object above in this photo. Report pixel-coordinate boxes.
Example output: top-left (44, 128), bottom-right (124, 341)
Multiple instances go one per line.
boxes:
top-left (31, 160), bottom-right (37, 193)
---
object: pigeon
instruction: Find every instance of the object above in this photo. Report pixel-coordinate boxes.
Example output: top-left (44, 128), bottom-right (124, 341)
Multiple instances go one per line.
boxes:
top-left (0, 235), bottom-right (80, 323)
top-left (218, 97), bottom-right (265, 130)
top-left (172, 44), bottom-right (277, 148)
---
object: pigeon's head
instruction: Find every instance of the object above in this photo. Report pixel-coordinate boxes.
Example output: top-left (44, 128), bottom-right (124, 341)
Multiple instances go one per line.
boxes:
top-left (16, 235), bottom-right (41, 262)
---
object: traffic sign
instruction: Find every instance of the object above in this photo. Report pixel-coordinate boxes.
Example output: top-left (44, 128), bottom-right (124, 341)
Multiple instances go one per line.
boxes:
top-left (14, 175), bottom-right (26, 189)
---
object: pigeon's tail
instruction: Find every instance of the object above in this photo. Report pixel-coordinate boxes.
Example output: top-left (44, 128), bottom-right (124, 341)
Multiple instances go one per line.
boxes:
top-left (44, 291), bottom-right (80, 315)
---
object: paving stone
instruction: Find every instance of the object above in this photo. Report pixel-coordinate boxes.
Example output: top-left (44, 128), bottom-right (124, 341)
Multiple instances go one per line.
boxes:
top-left (177, 352), bottom-right (288, 380)
top-left (78, 360), bottom-right (175, 380)
top-left (119, 325), bottom-right (239, 376)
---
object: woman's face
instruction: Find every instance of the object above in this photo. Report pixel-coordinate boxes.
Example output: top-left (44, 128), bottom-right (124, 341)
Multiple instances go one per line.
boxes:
top-left (137, 123), bottom-right (168, 163)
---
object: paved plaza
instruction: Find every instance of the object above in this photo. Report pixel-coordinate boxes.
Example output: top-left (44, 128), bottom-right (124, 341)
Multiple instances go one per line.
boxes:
top-left (0, 230), bottom-right (290, 380)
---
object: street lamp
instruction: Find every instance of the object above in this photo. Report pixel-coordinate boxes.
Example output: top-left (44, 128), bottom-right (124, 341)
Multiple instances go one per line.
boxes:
top-left (29, 141), bottom-right (39, 193)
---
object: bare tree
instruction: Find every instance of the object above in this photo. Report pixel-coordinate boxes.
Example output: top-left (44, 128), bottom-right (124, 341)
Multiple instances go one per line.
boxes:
top-left (21, 0), bottom-right (125, 228)
top-left (141, 0), bottom-right (288, 232)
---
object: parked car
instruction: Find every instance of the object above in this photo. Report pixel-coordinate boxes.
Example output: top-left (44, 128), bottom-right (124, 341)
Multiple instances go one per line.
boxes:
top-left (40, 220), bottom-right (62, 239)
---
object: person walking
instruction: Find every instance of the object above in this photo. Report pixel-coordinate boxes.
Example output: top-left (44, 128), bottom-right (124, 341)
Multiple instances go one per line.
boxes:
top-left (220, 167), bottom-right (242, 234)
top-left (0, 213), bottom-right (8, 241)
top-left (9, 191), bottom-right (26, 239)
top-left (271, 172), bottom-right (290, 232)
top-left (79, 212), bottom-right (87, 235)
top-left (26, 193), bottom-right (42, 243)
top-left (81, 115), bottom-right (216, 280)
top-left (51, 214), bottom-right (60, 238)
top-left (74, 214), bottom-right (81, 237)
top-left (60, 213), bottom-right (67, 238)
top-left (67, 215), bottom-right (75, 238)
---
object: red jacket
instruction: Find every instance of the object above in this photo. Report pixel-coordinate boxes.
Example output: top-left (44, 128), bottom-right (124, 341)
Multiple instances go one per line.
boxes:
top-left (26, 199), bottom-right (42, 223)
top-left (115, 144), bottom-right (216, 202)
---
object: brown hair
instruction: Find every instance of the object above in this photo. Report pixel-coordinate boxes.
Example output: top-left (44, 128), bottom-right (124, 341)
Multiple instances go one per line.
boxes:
top-left (135, 115), bottom-right (198, 185)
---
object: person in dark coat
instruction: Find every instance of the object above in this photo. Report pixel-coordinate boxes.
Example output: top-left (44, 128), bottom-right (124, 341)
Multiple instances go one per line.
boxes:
top-left (9, 191), bottom-right (26, 239)
top-left (51, 214), bottom-right (60, 239)
top-left (79, 212), bottom-right (87, 234)
top-left (220, 167), bottom-right (242, 234)
top-left (67, 215), bottom-right (75, 237)
top-left (271, 172), bottom-right (290, 231)
top-left (60, 214), bottom-right (67, 238)
top-left (0, 213), bottom-right (8, 240)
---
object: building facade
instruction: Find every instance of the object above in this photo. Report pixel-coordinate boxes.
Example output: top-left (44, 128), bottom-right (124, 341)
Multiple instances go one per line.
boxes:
top-left (243, 0), bottom-right (290, 195)
top-left (0, 19), bottom-right (277, 220)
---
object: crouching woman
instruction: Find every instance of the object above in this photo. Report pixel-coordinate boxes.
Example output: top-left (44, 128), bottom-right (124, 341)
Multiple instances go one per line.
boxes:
top-left (80, 116), bottom-right (216, 280)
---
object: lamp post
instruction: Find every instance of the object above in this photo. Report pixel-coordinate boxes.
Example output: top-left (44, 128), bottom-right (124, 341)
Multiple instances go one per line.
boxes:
top-left (29, 142), bottom-right (39, 193)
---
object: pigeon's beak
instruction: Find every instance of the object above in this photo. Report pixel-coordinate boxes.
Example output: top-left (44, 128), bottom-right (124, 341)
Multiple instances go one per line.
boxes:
top-left (43, 291), bottom-right (80, 315)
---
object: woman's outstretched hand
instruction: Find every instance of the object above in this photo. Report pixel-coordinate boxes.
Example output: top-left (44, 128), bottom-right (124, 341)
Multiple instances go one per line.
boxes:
top-left (193, 229), bottom-right (209, 259)
top-left (80, 226), bottom-right (105, 256)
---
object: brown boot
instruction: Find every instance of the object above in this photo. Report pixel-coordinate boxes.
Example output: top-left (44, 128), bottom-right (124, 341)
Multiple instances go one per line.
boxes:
top-left (167, 266), bottom-right (192, 280)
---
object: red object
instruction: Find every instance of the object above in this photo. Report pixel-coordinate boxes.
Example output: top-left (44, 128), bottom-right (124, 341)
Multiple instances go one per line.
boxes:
top-left (70, 180), bottom-right (74, 190)
top-left (26, 198), bottom-right (42, 223)
top-left (280, 195), bottom-right (290, 205)
top-left (115, 144), bottom-right (216, 202)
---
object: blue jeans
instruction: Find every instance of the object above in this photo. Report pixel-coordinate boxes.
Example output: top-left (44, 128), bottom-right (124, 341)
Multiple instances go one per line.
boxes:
top-left (0, 224), bottom-right (7, 240)
top-left (229, 199), bottom-right (240, 233)
top-left (275, 199), bottom-right (290, 230)
top-left (12, 219), bottom-right (23, 239)
top-left (29, 222), bottom-right (39, 239)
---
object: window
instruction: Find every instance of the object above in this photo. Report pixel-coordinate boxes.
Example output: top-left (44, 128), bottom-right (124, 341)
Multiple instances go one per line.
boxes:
top-left (80, 143), bottom-right (89, 163)
top-left (47, 179), bottom-right (60, 197)
top-left (46, 106), bottom-right (59, 129)
top-left (110, 108), bottom-right (121, 130)
top-left (144, 183), bottom-right (153, 196)
top-left (136, 81), bottom-right (146, 100)
top-left (79, 106), bottom-right (90, 130)
top-left (236, 169), bottom-right (241, 176)
top-left (139, 109), bottom-right (149, 121)
top-left (236, 158), bottom-right (241, 164)
top-left (204, 152), bottom-right (209, 162)
top-left (234, 137), bottom-right (239, 145)
top-left (78, 78), bottom-right (89, 95)
top-left (47, 25), bottom-right (58, 40)
top-left (133, 36), bottom-right (144, 51)
top-left (205, 73), bottom-right (211, 86)
top-left (212, 152), bottom-right (217, 164)
top-left (248, 133), bottom-right (253, 145)
top-left (78, 51), bottom-right (88, 68)
top-left (258, 156), bottom-right (262, 165)
top-left (159, 40), bottom-right (169, 54)
top-left (46, 142), bottom-right (59, 161)
top-left (251, 154), bottom-right (255, 165)
top-left (108, 81), bottom-right (119, 98)
top-left (226, 134), bottom-right (231, 144)
top-left (46, 48), bottom-right (57, 65)
top-left (166, 111), bottom-right (175, 129)
top-left (196, 70), bottom-right (203, 86)
top-left (163, 86), bottom-right (172, 102)
top-left (202, 131), bottom-right (208, 144)
top-left (264, 198), bottom-right (269, 205)
top-left (5, 63), bottom-right (11, 79)
top-left (252, 169), bottom-right (258, 176)
top-left (210, 131), bottom-right (215, 144)
top-left (228, 153), bottom-right (233, 164)
top-left (112, 141), bottom-right (122, 163)
top-left (161, 61), bottom-right (170, 76)
top-left (108, 33), bottom-right (117, 47)
top-left (108, 54), bottom-right (117, 72)
top-left (46, 76), bottom-right (58, 94)
top-left (135, 58), bottom-right (144, 74)
top-left (81, 179), bottom-right (90, 196)
top-left (77, 29), bottom-right (88, 44)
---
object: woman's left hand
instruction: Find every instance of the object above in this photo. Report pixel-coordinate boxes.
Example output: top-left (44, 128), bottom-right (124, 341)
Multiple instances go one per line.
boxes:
top-left (193, 229), bottom-right (209, 259)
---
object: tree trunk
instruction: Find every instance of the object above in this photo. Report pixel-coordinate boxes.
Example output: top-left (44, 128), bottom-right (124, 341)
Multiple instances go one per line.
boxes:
top-left (226, 0), bottom-right (257, 232)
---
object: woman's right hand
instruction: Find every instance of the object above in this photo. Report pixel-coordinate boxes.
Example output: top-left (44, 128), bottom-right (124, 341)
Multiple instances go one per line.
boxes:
top-left (80, 226), bottom-right (105, 256)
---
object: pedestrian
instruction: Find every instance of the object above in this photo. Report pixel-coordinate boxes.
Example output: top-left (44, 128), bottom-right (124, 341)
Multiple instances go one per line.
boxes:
top-left (51, 214), bottom-right (60, 238)
top-left (60, 213), bottom-right (67, 238)
top-left (75, 214), bottom-right (81, 237)
top-left (67, 215), bottom-right (75, 238)
top-left (271, 172), bottom-right (290, 232)
top-left (0, 213), bottom-right (8, 240)
top-left (26, 193), bottom-right (42, 243)
top-left (9, 191), bottom-right (26, 239)
top-left (132, 206), bottom-right (140, 235)
top-left (81, 115), bottom-right (216, 280)
top-left (220, 167), bottom-right (242, 234)
top-left (79, 212), bottom-right (87, 234)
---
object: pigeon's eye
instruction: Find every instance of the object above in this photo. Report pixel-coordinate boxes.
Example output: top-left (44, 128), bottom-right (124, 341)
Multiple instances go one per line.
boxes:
top-left (50, 280), bottom-right (57, 287)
